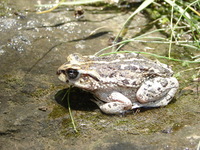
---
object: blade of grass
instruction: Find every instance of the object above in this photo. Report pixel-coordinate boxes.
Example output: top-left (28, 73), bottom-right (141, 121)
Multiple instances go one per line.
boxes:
top-left (62, 87), bottom-right (78, 133)
top-left (165, 0), bottom-right (200, 57)
top-left (94, 26), bottom-right (200, 56)
top-left (95, 28), bottom-right (166, 56)
top-left (99, 50), bottom-right (200, 64)
top-left (189, 5), bottom-right (200, 17)
top-left (95, 35), bottom-right (200, 56)
top-left (170, 0), bottom-right (200, 37)
top-left (37, 0), bottom-right (64, 14)
top-left (164, 0), bottom-right (191, 19)
top-left (113, 0), bottom-right (154, 51)
top-left (168, 0), bottom-right (175, 58)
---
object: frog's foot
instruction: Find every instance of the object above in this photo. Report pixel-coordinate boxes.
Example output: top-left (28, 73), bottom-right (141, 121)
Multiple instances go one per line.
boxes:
top-left (91, 91), bottom-right (132, 115)
top-left (136, 77), bottom-right (179, 107)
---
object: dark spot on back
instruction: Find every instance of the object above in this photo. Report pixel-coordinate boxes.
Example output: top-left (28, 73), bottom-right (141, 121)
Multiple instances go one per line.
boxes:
top-left (113, 103), bottom-right (118, 107)
top-left (122, 79), bottom-right (129, 85)
top-left (109, 72), bottom-right (116, 78)
top-left (132, 81), bottom-right (137, 85)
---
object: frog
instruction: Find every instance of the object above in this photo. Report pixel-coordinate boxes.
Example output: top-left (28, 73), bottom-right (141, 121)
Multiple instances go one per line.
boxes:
top-left (57, 52), bottom-right (179, 115)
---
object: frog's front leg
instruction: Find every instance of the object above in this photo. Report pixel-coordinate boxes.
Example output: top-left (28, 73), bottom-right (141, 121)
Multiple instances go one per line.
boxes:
top-left (91, 91), bottom-right (132, 114)
top-left (135, 77), bottom-right (179, 108)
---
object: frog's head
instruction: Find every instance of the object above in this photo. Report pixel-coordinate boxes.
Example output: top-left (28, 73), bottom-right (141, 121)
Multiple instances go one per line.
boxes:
top-left (57, 53), bottom-right (100, 91)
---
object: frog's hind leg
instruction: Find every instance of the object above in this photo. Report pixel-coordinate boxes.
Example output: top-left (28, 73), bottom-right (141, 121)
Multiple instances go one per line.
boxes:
top-left (91, 91), bottom-right (132, 115)
top-left (135, 77), bottom-right (179, 108)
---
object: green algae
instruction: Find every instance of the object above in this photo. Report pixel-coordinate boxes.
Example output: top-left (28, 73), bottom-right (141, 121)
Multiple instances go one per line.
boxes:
top-left (48, 104), bottom-right (68, 119)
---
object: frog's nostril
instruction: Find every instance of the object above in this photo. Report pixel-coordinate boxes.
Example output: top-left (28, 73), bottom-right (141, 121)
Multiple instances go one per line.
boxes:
top-left (57, 70), bottom-right (66, 75)
top-left (56, 70), bottom-right (61, 75)
top-left (57, 70), bottom-right (64, 75)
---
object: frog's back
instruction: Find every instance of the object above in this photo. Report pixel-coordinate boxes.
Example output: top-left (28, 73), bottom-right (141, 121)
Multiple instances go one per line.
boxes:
top-left (89, 53), bottom-right (173, 78)
top-left (74, 53), bottom-right (172, 89)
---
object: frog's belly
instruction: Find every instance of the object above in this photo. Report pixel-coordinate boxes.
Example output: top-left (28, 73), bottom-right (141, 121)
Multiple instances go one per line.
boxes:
top-left (93, 87), bottom-right (139, 103)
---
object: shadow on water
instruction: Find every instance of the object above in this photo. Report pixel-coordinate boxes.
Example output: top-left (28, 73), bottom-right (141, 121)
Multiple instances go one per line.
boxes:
top-left (54, 87), bottom-right (98, 112)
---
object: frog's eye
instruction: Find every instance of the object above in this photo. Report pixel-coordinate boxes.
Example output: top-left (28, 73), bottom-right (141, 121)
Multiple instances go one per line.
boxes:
top-left (66, 69), bottom-right (79, 79)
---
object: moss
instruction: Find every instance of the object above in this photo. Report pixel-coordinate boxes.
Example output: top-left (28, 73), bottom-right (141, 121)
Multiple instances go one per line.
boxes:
top-left (30, 84), bottom-right (61, 98)
top-left (3, 74), bottom-right (24, 85)
top-left (48, 104), bottom-right (68, 119)
top-left (0, 0), bottom-right (8, 16)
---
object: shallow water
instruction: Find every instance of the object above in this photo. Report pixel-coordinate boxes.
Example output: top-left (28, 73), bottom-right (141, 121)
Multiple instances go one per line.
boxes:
top-left (0, 0), bottom-right (199, 149)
